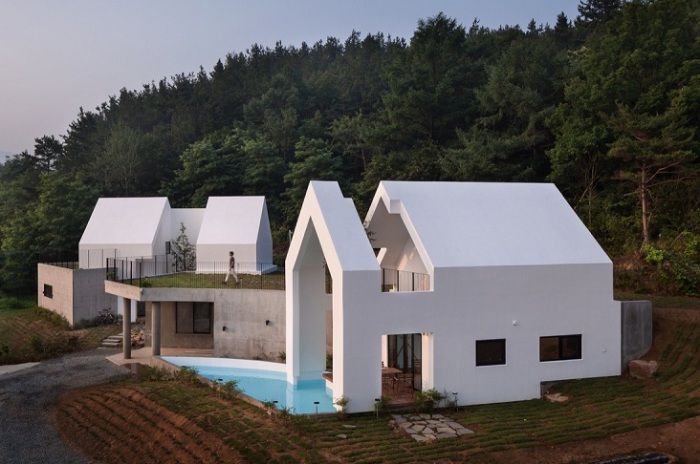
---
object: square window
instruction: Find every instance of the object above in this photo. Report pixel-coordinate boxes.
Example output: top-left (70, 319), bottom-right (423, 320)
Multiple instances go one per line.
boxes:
top-left (43, 284), bottom-right (53, 298)
top-left (540, 335), bottom-right (582, 361)
top-left (476, 339), bottom-right (506, 366)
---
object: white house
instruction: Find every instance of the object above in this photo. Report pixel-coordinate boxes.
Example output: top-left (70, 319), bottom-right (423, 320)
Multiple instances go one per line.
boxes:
top-left (196, 196), bottom-right (274, 273)
top-left (78, 196), bottom-right (273, 271)
top-left (40, 195), bottom-right (274, 326)
top-left (286, 181), bottom-right (621, 413)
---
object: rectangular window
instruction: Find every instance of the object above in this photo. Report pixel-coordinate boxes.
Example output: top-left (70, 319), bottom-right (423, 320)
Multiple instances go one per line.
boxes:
top-left (476, 339), bottom-right (506, 366)
top-left (43, 284), bottom-right (53, 298)
top-left (176, 302), bottom-right (212, 334)
top-left (193, 302), bottom-right (212, 334)
top-left (136, 301), bottom-right (146, 318)
top-left (540, 335), bottom-right (582, 362)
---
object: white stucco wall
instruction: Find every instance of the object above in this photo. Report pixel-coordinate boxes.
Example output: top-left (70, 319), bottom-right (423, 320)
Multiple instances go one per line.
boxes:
top-left (321, 263), bottom-right (620, 413)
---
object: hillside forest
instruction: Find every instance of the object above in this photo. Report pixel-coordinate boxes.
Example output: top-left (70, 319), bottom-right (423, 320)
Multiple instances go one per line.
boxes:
top-left (0, 0), bottom-right (698, 295)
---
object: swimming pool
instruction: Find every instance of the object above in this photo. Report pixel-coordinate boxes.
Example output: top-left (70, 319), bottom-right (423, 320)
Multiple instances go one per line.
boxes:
top-left (161, 357), bottom-right (335, 414)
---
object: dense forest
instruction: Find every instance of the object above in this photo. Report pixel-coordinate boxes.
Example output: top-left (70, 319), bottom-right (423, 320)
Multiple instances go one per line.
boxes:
top-left (0, 0), bottom-right (698, 295)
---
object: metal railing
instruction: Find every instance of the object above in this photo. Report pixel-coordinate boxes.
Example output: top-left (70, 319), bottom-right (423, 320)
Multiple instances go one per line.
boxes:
top-left (381, 268), bottom-right (431, 292)
top-left (105, 255), bottom-right (283, 290)
top-left (43, 261), bottom-right (79, 270)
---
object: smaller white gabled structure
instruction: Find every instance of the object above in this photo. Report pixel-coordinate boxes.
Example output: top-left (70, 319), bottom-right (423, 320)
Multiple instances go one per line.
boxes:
top-left (286, 181), bottom-right (622, 413)
top-left (196, 197), bottom-right (273, 273)
top-left (78, 196), bottom-right (272, 271)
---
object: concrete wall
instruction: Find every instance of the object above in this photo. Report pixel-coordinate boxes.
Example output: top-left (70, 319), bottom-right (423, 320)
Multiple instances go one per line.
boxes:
top-left (213, 290), bottom-right (286, 359)
top-left (37, 263), bottom-right (117, 326)
top-left (111, 286), bottom-right (303, 360)
top-left (146, 302), bottom-right (214, 349)
top-left (72, 268), bottom-right (118, 324)
top-left (621, 300), bottom-right (653, 371)
top-left (37, 263), bottom-right (74, 324)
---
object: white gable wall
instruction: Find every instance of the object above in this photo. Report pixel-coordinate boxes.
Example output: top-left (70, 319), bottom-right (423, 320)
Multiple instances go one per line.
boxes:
top-left (79, 197), bottom-right (170, 268)
top-left (196, 197), bottom-right (273, 273)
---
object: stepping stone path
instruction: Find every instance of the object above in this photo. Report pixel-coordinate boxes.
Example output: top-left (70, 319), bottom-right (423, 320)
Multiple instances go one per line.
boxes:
top-left (389, 413), bottom-right (474, 442)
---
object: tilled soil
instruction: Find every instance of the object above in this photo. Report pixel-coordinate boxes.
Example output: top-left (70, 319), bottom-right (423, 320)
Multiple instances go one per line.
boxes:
top-left (57, 385), bottom-right (244, 464)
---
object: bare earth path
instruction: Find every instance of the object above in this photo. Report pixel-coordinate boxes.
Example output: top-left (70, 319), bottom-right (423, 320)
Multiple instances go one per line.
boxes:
top-left (0, 349), bottom-right (129, 464)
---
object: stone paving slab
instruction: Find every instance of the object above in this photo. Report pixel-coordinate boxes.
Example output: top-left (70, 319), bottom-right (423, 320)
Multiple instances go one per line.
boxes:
top-left (390, 413), bottom-right (474, 442)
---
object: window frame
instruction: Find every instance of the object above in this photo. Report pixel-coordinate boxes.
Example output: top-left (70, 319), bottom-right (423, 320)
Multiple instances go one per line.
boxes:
top-left (475, 338), bottom-right (506, 367)
top-left (539, 334), bottom-right (582, 362)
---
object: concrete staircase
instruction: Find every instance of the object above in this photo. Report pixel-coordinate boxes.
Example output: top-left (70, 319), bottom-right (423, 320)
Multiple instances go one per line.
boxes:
top-left (101, 334), bottom-right (123, 348)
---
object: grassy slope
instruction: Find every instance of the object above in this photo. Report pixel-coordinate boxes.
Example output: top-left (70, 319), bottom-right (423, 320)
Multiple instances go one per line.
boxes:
top-left (0, 296), bottom-right (119, 365)
top-left (57, 303), bottom-right (700, 463)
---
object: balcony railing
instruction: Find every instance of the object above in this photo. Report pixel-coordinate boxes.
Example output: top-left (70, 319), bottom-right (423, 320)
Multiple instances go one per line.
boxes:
top-left (105, 255), bottom-right (283, 290)
top-left (381, 268), bottom-right (431, 292)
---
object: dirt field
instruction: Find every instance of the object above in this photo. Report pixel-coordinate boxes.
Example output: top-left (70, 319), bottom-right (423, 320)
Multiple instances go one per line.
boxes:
top-left (57, 385), bottom-right (245, 464)
top-left (55, 305), bottom-right (700, 463)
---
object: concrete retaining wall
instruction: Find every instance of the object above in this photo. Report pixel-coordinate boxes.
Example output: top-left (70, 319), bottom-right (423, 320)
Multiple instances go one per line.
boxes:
top-left (121, 286), bottom-right (332, 360)
top-left (213, 290), bottom-right (286, 359)
top-left (621, 300), bottom-right (653, 371)
top-left (146, 302), bottom-right (214, 349)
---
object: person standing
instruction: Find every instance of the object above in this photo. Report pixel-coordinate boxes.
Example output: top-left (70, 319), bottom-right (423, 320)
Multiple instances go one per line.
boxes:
top-left (224, 251), bottom-right (239, 284)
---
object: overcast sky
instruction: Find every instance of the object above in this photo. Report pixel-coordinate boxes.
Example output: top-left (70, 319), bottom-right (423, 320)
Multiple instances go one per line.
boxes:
top-left (0, 0), bottom-right (579, 155)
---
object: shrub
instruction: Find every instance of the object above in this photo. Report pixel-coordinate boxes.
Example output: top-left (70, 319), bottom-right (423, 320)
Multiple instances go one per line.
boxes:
top-left (174, 366), bottom-right (200, 384)
top-left (334, 395), bottom-right (349, 418)
top-left (138, 365), bottom-right (172, 381)
top-left (32, 307), bottom-right (70, 329)
top-left (219, 379), bottom-right (241, 399)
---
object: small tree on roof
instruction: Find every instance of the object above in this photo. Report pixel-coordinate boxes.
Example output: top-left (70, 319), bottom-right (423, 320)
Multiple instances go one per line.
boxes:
top-left (171, 223), bottom-right (196, 271)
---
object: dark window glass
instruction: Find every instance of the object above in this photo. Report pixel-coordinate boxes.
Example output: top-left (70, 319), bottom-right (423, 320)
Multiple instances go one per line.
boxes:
top-left (540, 335), bottom-right (582, 361)
top-left (43, 284), bottom-right (53, 298)
top-left (193, 302), bottom-right (212, 334)
top-left (175, 302), bottom-right (193, 334)
top-left (136, 301), bottom-right (146, 318)
top-left (476, 339), bottom-right (506, 366)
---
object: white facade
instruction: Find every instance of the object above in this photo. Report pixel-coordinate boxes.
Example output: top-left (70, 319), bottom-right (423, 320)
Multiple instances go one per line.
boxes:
top-left (286, 181), bottom-right (621, 413)
top-left (78, 196), bottom-right (273, 272)
top-left (196, 196), bottom-right (274, 273)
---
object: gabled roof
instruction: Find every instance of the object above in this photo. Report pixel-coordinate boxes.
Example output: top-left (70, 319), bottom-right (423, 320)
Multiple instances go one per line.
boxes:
top-left (366, 181), bottom-right (611, 268)
top-left (196, 196), bottom-right (267, 245)
top-left (79, 197), bottom-right (169, 246)
top-left (287, 181), bottom-right (379, 273)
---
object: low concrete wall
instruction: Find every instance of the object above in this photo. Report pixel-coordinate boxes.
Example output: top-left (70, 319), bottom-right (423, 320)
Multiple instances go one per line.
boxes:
top-left (37, 263), bottom-right (74, 324)
top-left (621, 300), bottom-right (653, 371)
top-left (38, 264), bottom-right (117, 326)
top-left (72, 268), bottom-right (118, 324)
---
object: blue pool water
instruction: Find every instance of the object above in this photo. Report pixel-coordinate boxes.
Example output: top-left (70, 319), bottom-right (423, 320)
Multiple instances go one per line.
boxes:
top-left (162, 357), bottom-right (335, 414)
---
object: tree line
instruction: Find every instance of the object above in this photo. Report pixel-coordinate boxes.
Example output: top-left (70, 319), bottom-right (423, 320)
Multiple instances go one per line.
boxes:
top-left (0, 0), bottom-right (698, 294)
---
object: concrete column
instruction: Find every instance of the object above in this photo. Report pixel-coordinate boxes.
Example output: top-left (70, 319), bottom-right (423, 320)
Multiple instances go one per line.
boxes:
top-left (151, 302), bottom-right (161, 356)
top-left (122, 297), bottom-right (131, 359)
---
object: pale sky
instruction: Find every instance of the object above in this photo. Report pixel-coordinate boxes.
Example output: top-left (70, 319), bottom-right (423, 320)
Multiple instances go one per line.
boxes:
top-left (0, 0), bottom-right (579, 155)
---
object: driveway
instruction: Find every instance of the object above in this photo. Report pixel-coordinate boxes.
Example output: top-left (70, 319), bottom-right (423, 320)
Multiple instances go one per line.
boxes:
top-left (0, 349), bottom-right (130, 464)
